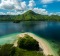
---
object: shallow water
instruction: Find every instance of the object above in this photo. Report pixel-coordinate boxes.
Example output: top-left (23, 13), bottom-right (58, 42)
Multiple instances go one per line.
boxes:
top-left (0, 33), bottom-right (19, 45)
top-left (0, 21), bottom-right (60, 56)
top-left (0, 21), bottom-right (60, 41)
top-left (0, 21), bottom-right (60, 47)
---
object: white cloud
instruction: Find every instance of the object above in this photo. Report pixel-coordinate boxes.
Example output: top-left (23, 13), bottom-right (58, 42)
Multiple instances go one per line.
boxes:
top-left (20, 1), bottom-right (27, 10)
top-left (0, 0), bottom-right (60, 15)
top-left (6, 10), bottom-right (27, 15)
top-left (0, 0), bottom-right (27, 11)
top-left (28, 0), bottom-right (36, 10)
top-left (33, 8), bottom-right (48, 15)
top-left (49, 12), bottom-right (60, 16)
top-left (0, 0), bottom-right (14, 9)
top-left (41, 0), bottom-right (54, 4)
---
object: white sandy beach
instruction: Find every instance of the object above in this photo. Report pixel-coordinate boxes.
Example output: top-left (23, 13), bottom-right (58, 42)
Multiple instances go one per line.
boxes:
top-left (14, 32), bottom-right (57, 56)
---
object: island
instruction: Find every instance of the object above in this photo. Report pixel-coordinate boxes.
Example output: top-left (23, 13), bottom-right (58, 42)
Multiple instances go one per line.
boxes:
top-left (0, 10), bottom-right (60, 22)
top-left (0, 32), bottom-right (57, 56)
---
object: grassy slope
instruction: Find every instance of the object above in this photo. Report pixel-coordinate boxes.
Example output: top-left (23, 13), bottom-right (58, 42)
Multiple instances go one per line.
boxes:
top-left (15, 47), bottom-right (45, 56)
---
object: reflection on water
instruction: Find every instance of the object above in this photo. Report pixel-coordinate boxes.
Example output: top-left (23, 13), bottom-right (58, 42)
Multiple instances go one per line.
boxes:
top-left (0, 21), bottom-right (60, 41)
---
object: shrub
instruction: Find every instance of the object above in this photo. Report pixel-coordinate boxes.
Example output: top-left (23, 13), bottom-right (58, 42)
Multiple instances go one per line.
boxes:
top-left (18, 34), bottom-right (40, 51)
top-left (0, 44), bottom-right (15, 56)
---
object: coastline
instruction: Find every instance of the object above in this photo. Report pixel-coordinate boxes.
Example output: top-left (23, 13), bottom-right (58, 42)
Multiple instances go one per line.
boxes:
top-left (14, 32), bottom-right (58, 56)
top-left (0, 32), bottom-right (58, 56)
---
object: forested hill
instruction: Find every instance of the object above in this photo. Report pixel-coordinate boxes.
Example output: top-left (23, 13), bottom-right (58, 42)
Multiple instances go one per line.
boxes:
top-left (0, 10), bottom-right (60, 22)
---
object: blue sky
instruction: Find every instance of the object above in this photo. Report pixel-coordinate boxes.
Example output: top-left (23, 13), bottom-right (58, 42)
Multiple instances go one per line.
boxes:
top-left (0, 0), bottom-right (60, 15)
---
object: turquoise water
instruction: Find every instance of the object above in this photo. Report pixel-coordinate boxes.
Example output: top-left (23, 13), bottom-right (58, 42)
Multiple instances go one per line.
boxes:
top-left (0, 33), bottom-right (19, 45)
top-left (0, 32), bottom-right (58, 56)
top-left (0, 21), bottom-right (60, 42)
top-left (0, 21), bottom-right (60, 55)
top-left (0, 21), bottom-right (60, 45)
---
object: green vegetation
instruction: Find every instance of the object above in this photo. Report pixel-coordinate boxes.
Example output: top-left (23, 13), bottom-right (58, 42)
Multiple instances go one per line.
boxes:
top-left (18, 34), bottom-right (40, 51)
top-left (58, 48), bottom-right (60, 56)
top-left (0, 44), bottom-right (54, 56)
top-left (0, 44), bottom-right (45, 56)
top-left (0, 10), bottom-right (60, 22)
top-left (0, 34), bottom-right (54, 56)
top-left (0, 44), bottom-right (16, 56)
top-left (47, 55), bottom-right (53, 56)
top-left (0, 34), bottom-right (45, 56)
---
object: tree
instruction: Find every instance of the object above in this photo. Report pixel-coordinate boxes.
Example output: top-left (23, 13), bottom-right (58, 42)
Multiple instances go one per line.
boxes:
top-left (18, 34), bottom-right (40, 51)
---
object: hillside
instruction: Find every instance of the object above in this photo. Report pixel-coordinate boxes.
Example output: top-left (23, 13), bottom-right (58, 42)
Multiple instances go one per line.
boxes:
top-left (0, 10), bottom-right (60, 22)
top-left (20, 10), bottom-right (41, 21)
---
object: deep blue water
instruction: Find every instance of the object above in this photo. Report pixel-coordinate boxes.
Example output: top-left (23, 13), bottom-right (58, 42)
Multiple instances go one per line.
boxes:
top-left (0, 21), bottom-right (60, 42)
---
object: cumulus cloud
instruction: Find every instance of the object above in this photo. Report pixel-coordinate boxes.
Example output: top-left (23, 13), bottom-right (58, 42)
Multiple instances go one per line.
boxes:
top-left (41, 0), bottom-right (54, 4)
top-left (0, 0), bottom-right (49, 15)
top-left (49, 12), bottom-right (60, 16)
top-left (0, 0), bottom-right (60, 15)
top-left (0, 0), bottom-right (14, 9)
top-left (33, 8), bottom-right (48, 15)
top-left (28, 0), bottom-right (36, 10)
top-left (14, 1), bottom-right (27, 11)
top-left (20, 1), bottom-right (27, 10)
top-left (0, 0), bottom-right (27, 11)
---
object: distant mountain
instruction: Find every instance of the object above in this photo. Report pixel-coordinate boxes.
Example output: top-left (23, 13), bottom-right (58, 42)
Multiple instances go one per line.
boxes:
top-left (19, 10), bottom-right (44, 21)
top-left (23, 10), bottom-right (37, 15)
top-left (0, 10), bottom-right (60, 22)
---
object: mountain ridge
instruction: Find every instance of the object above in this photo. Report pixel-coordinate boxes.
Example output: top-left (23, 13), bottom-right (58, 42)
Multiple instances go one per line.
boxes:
top-left (0, 10), bottom-right (60, 22)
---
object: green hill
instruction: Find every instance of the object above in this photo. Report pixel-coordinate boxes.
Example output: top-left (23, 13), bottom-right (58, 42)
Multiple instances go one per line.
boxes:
top-left (21, 10), bottom-right (40, 21)
top-left (0, 10), bottom-right (60, 22)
